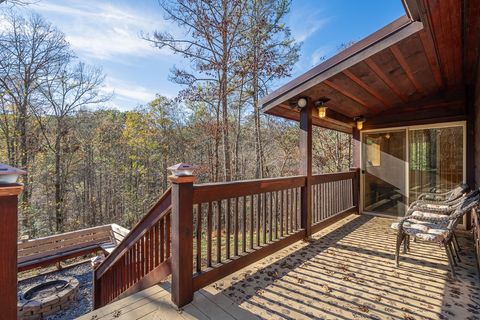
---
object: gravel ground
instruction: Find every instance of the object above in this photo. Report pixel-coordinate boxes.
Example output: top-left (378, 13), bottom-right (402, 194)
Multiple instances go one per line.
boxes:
top-left (18, 262), bottom-right (93, 319)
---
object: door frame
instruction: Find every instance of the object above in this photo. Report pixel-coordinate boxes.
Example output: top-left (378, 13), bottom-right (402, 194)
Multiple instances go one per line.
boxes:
top-left (360, 121), bottom-right (466, 216)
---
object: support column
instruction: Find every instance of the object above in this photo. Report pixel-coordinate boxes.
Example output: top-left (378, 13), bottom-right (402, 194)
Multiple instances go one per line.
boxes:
top-left (351, 127), bottom-right (361, 214)
top-left (169, 174), bottom-right (194, 307)
top-left (300, 99), bottom-right (313, 239)
top-left (0, 182), bottom-right (24, 319)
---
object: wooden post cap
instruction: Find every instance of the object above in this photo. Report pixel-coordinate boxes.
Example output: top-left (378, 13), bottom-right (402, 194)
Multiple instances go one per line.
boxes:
top-left (168, 175), bottom-right (196, 184)
top-left (0, 183), bottom-right (24, 197)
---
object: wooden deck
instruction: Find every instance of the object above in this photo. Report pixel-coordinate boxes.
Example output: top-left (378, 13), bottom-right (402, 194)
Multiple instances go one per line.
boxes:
top-left (81, 214), bottom-right (480, 320)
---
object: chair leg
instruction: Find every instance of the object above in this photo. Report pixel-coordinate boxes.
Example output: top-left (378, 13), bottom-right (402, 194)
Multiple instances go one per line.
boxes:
top-left (403, 234), bottom-right (408, 253)
top-left (449, 242), bottom-right (459, 265)
top-left (452, 233), bottom-right (461, 252)
top-left (452, 240), bottom-right (461, 263)
top-left (395, 232), bottom-right (404, 267)
top-left (444, 242), bottom-right (457, 279)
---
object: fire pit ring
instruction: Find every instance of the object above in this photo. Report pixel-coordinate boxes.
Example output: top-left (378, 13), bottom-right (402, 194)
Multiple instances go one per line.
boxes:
top-left (18, 277), bottom-right (79, 319)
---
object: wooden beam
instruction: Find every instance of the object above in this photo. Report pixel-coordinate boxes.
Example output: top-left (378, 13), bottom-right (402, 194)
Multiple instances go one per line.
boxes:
top-left (261, 18), bottom-right (423, 111)
top-left (342, 69), bottom-right (390, 108)
top-left (390, 44), bottom-right (425, 93)
top-left (364, 57), bottom-right (408, 102)
top-left (323, 80), bottom-right (376, 112)
top-left (300, 100), bottom-right (313, 239)
top-left (265, 104), bottom-right (353, 133)
top-left (418, 30), bottom-right (444, 89)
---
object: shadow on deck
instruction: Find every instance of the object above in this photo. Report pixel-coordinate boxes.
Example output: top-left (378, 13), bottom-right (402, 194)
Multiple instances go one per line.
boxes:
top-left (81, 215), bottom-right (480, 320)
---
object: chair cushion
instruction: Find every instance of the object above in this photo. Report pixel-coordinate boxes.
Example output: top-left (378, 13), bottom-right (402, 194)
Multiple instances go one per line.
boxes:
top-left (410, 211), bottom-right (449, 220)
top-left (390, 220), bottom-right (450, 243)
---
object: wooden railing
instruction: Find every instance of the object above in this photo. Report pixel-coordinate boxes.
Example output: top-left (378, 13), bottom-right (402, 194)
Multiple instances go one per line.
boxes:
top-left (93, 170), bottom-right (360, 309)
top-left (93, 188), bottom-right (172, 308)
top-left (191, 176), bottom-right (305, 290)
top-left (311, 171), bottom-right (356, 232)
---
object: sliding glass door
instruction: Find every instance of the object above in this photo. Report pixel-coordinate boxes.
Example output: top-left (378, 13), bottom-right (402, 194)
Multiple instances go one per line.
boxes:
top-left (363, 130), bottom-right (407, 216)
top-left (362, 123), bottom-right (465, 217)
top-left (409, 126), bottom-right (464, 201)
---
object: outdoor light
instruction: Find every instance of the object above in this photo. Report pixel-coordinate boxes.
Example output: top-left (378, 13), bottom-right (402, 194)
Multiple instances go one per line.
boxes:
top-left (167, 163), bottom-right (196, 177)
top-left (296, 97), bottom-right (308, 109)
top-left (354, 116), bottom-right (365, 130)
top-left (0, 164), bottom-right (26, 184)
top-left (315, 100), bottom-right (327, 118)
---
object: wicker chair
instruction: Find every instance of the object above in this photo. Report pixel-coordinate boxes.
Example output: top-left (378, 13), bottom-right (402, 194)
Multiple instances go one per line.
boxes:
top-left (393, 188), bottom-right (478, 258)
top-left (417, 183), bottom-right (469, 202)
top-left (393, 194), bottom-right (480, 278)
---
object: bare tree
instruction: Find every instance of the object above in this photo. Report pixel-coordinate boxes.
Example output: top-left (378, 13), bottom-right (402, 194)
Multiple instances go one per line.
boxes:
top-left (0, 13), bottom-right (70, 232)
top-left (146, 0), bottom-right (247, 182)
top-left (33, 62), bottom-right (108, 232)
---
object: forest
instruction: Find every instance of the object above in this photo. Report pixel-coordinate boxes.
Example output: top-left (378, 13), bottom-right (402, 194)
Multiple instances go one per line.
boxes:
top-left (0, 0), bottom-right (352, 238)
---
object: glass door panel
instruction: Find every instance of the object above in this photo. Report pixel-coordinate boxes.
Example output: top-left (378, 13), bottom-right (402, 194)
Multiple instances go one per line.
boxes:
top-left (363, 130), bottom-right (407, 216)
top-left (409, 126), bottom-right (464, 201)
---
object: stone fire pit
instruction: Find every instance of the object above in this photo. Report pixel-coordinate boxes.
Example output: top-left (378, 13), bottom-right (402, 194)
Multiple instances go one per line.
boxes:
top-left (18, 277), bottom-right (79, 320)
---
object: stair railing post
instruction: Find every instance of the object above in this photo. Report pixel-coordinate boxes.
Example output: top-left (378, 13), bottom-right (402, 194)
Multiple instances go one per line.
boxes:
top-left (0, 164), bottom-right (25, 319)
top-left (169, 172), bottom-right (195, 307)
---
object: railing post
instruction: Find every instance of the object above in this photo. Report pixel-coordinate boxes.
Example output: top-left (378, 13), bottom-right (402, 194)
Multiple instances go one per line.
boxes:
top-left (169, 174), bottom-right (194, 307)
top-left (0, 165), bottom-right (25, 319)
top-left (300, 98), bottom-right (313, 239)
top-left (350, 167), bottom-right (360, 214)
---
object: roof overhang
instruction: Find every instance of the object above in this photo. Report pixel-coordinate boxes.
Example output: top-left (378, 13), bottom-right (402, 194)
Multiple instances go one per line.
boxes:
top-left (261, 0), bottom-right (480, 132)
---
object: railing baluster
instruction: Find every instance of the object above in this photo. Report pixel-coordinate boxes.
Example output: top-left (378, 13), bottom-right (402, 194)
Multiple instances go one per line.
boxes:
top-left (256, 194), bottom-right (261, 247)
top-left (242, 196), bottom-right (246, 253)
top-left (269, 192), bottom-right (273, 242)
top-left (234, 197), bottom-right (239, 256)
top-left (226, 199), bottom-right (231, 259)
top-left (262, 193), bottom-right (267, 244)
top-left (196, 204), bottom-right (201, 273)
top-left (160, 218), bottom-right (165, 262)
top-left (249, 195), bottom-right (253, 250)
top-left (216, 201), bottom-right (221, 263)
top-left (280, 190), bottom-right (283, 237)
top-left (207, 202), bottom-right (212, 268)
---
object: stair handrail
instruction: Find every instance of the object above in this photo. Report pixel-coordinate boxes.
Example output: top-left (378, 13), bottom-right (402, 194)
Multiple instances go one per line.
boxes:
top-left (95, 187), bottom-right (172, 279)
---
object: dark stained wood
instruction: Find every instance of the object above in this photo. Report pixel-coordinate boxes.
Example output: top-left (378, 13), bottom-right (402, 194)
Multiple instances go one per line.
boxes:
top-left (192, 230), bottom-right (305, 291)
top-left (300, 100), bottom-right (313, 238)
top-left (112, 258), bottom-right (171, 304)
top-left (390, 44), bottom-right (425, 93)
top-left (311, 171), bottom-right (355, 184)
top-left (207, 202), bottom-right (212, 267)
top-left (418, 29), bottom-right (444, 88)
top-left (196, 204), bottom-right (201, 273)
top-left (364, 57), bottom-right (408, 103)
top-left (323, 79), bottom-right (377, 112)
top-left (342, 69), bottom-right (390, 107)
top-left (170, 176), bottom-right (194, 307)
top-left (463, 0), bottom-right (480, 84)
top-left (0, 185), bottom-right (22, 320)
top-left (193, 176), bottom-right (306, 204)
top-left (216, 201), bottom-right (221, 264)
top-left (96, 188), bottom-right (172, 278)
top-left (261, 16), bottom-right (420, 110)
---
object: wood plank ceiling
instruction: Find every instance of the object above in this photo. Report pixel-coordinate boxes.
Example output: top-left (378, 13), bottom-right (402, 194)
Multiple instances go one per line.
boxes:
top-left (261, 0), bottom-right (480, 132)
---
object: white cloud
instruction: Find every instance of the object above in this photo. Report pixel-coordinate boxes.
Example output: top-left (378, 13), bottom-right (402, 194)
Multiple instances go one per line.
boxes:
top-left (102, 77), bottom-right (155, 104)
top-left (289, 6), bottom-right (329, 43)
top-left (31, 1), bottom-right (171, 60)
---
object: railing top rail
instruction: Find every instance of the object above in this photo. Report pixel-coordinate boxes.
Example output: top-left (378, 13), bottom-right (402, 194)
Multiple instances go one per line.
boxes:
top-left (311, 171), bottom-right (356, 184)
top-left (95, 188), bottom-right (172, 278)
top-left (193, 175), bottom-right (306, 204)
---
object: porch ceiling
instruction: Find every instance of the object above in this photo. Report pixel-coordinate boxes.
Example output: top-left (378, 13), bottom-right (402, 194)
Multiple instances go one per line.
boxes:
top-left (261, 0), bottom-right (480, 132)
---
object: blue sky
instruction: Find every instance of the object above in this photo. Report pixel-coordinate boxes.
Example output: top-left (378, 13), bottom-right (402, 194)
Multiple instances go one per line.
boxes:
top-left (18, 0), bottom-right (405, 110)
